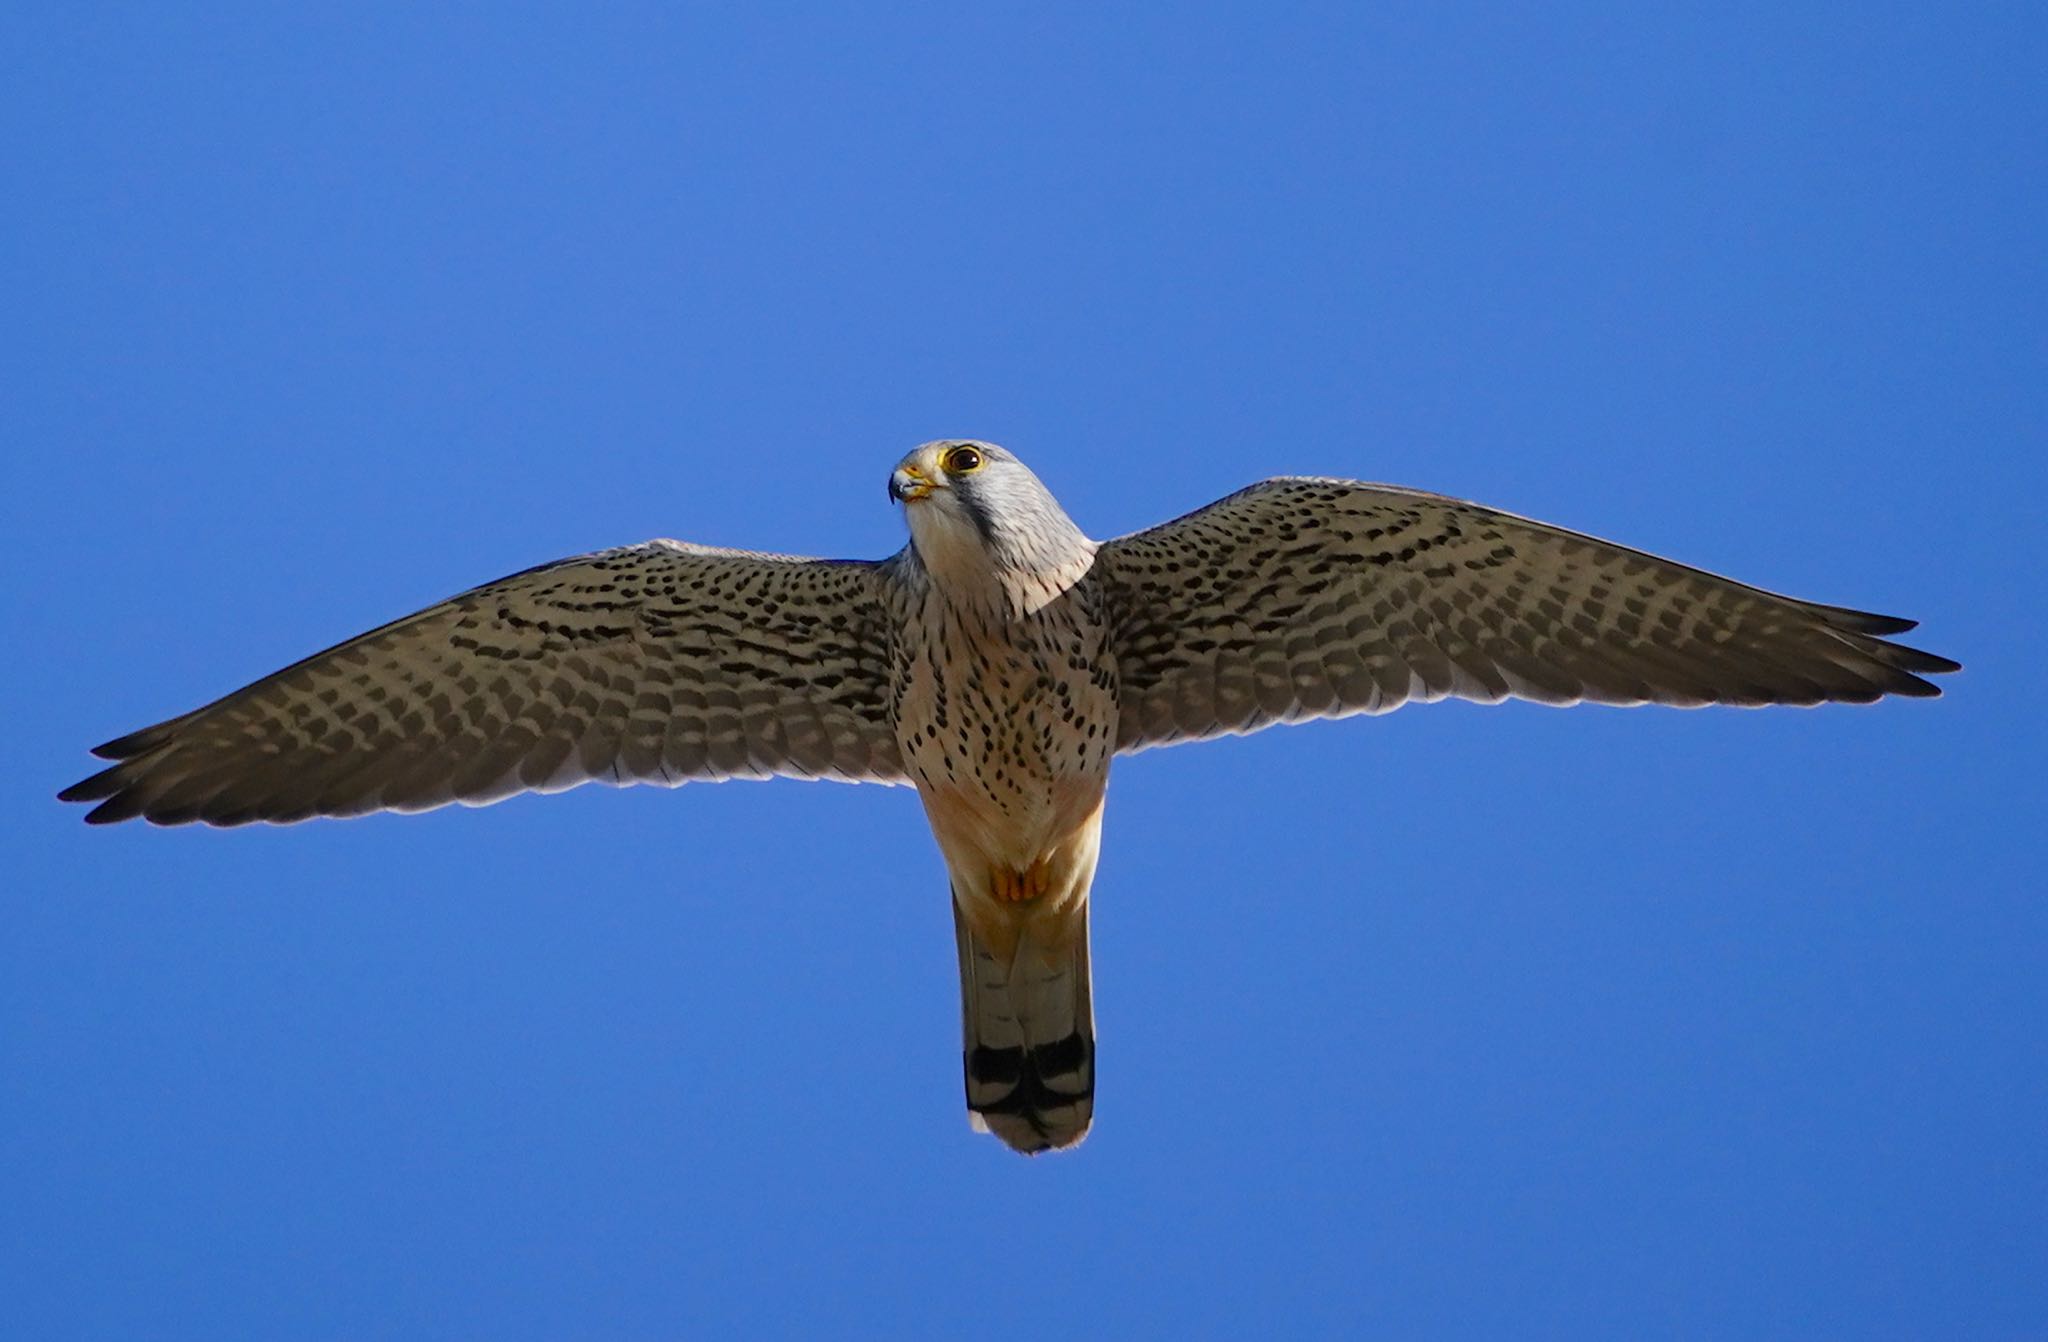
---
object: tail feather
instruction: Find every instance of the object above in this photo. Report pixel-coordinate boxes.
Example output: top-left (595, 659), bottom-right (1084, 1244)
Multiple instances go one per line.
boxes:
top-left (954, 898), bottom-right (1095, 1154)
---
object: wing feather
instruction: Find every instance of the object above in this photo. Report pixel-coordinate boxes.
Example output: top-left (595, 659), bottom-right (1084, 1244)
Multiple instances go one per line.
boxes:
top-left (61, 541), bottom-right (904, 825)
top-left (1094, 478), bottom-right (1957, 752)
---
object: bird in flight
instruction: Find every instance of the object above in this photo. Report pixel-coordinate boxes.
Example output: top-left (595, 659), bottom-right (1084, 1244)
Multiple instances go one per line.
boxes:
top-left (62, 441), bottom-right (1957, 1153)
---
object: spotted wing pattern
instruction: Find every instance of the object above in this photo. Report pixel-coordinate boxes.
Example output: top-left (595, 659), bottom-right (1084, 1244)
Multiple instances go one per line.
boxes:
top-left (1095, 478), bottom-right (1958, 752)
top-left (62, 541), bottom-right (905, 825)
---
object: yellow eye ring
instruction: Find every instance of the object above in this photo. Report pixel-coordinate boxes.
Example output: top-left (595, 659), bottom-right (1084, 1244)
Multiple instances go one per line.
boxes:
top-left (941, 445), bottom-right (984, 474)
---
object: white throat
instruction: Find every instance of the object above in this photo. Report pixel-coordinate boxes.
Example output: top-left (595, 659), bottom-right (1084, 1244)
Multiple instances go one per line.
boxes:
top-left (906, 499), bottom-right (1001, 598)
top-left (906, 497), bottom-right (1096, 619)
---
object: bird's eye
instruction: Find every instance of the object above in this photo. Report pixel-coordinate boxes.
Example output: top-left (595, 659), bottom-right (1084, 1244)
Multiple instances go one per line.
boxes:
top-left (942, 446), bottom-right (984, 474)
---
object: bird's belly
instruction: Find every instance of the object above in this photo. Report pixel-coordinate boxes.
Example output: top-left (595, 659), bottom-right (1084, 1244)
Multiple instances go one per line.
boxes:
top-left (903, 683), bottom-right (1113, 860)
top-left (915, 764), bottom-right (1105, 871)
top-left (890, 573), bottom-right (1120, 894)
top-left (895, 638), bottom-right (1116, 870)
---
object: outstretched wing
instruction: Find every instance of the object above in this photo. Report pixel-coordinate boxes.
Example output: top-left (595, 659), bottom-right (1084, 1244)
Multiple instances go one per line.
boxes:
top-left (1094, 478), bottom-right (1958, 753)
top-left (62, 541), bottom-right (905, 825)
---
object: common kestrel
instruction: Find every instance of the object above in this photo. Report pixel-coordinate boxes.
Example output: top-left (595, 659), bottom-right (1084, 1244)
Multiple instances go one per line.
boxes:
top-left (62, 441), bottom-right (1957, 1153)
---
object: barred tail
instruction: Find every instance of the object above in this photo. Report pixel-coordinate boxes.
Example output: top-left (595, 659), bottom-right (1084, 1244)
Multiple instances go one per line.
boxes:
top-left (954, 897), bottom-right (1095, 1154)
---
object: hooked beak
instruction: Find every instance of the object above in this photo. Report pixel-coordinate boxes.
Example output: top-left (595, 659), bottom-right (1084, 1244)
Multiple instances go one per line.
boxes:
top-left (889, 465), bottom-right (937, 503)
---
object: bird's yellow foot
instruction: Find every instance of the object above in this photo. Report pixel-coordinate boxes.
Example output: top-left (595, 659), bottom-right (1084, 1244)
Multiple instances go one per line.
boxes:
top-left (991, 859), bottom-right (1054, 903)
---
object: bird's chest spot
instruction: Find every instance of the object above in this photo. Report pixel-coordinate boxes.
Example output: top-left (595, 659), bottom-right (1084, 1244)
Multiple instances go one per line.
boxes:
top-left (893, 594), bottom-right (1116, 835)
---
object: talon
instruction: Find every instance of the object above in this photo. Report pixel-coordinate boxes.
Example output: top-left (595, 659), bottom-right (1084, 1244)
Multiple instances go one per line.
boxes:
top-left (988, 861), bottom-right (1058, 904)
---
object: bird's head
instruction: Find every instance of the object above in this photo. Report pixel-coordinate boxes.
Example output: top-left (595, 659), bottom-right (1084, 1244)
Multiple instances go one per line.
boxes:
top-left (889, 440), bottom-right (1093, 602)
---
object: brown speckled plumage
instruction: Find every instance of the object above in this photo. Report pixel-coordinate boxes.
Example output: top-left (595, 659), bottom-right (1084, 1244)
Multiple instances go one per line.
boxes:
top-left (62, 440), bottom-right (1957, 1155)
top-left (1097, 477), bottom-right (1954, 750)
top-left (63, 542), bottom-right (904, 826)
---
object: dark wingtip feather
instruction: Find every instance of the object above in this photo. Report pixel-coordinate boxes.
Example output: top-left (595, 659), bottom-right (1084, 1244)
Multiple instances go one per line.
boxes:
top-left (1818, 605), bottom-right (1919, 636)
top-left (92, 723), bottom-right (175, 760)
top-left (1895, 646), bottom-right (1961, 676)
top-left (83, 792), bottom-right (149, 825)
top-left (58, 766), bottom-right (125, 804)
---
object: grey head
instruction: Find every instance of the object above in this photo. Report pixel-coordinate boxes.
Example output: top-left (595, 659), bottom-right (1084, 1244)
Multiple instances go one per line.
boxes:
top-left (889, 440), bottom-right (1095, 599)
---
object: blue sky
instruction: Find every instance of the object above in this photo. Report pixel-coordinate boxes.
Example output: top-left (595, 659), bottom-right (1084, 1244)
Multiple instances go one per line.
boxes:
top-left (5, 4), bottom-right (2043, 1337)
